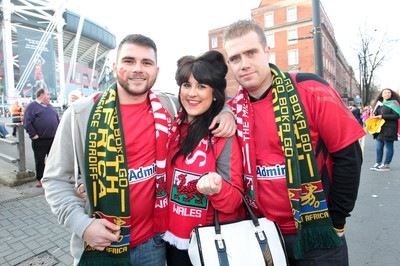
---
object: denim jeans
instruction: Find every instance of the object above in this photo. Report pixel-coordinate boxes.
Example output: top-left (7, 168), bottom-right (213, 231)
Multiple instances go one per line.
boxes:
top-left (0, 125), bottom-right (9, 137)
top-left (129, 233), bottom-right (166, 266)
top-left (283, 234), bottom-right (348, 266)
top-left (376, 139), bottom-right (394, 165)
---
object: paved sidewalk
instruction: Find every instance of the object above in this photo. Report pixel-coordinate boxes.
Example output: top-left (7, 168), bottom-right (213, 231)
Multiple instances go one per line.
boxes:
top-left (0, 192), bottom-right (73, 266)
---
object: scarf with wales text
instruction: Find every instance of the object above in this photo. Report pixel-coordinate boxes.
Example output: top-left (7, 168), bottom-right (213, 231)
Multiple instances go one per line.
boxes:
top-left (232, 64), bottom-right (342, 259)
top-left (78, 84), bottom-right (170, 266)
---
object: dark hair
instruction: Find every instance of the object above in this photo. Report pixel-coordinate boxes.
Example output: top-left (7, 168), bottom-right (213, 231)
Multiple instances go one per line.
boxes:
top-left (373, 88), bottom-right (400, 107)
top-left (172, 50), bottom-right (228, 163)
top-left (116, 34), bottom-right (157, 62)
top-left (36, 88), bottom-right (45, 98)
top-left (223, 19), bottom-right (266, 47)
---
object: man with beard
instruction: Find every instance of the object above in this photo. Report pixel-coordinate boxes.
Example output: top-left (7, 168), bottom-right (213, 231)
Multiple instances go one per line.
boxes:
top-left (42, 34), bottom-right (236, 266)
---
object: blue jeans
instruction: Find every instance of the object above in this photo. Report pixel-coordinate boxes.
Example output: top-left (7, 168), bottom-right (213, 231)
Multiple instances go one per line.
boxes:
top-left (129, 233), bottom-right (166, 266)
top-left (283, 234), bottom-right (348, 266)
top-left (0, 125), bottom-right (9, 137)
top-left (376, 139), bottom-right (394, 165)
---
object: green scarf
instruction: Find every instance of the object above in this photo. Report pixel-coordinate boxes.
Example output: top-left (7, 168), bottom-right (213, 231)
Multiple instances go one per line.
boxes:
top-left (270, 64), bottom-right (342, 258)
top-left (78, 84), bottom-right (170, 265)
top-left (232, 64), bottom-right (342, 259)
top-left (79, 84), bottom-right (130, 266)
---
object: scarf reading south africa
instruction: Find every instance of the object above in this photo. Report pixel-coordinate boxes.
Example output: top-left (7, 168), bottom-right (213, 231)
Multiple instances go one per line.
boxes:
top-left (232, 64), bottom-right (342, 259)
top-left (78, 84), bottom-right (170, 266)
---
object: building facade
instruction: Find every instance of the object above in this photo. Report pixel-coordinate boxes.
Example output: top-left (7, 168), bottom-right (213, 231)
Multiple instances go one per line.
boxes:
top-left (208, 0), bottom-right (358, 103)
top-left (0, 0), bottom-right (116, 106)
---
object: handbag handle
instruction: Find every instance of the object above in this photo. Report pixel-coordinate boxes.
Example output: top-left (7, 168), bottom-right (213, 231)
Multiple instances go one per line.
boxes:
top-left (214, 193), bottom-right (267, 241)
top-left (212, 191), bottom-right (272, 265)
top-left (204, 173), bottom-right (265, 238)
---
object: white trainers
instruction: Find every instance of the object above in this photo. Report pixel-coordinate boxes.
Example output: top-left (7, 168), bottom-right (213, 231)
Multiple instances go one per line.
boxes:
top-left (376, 164), bottom-right (390, 172)
top-left (370, 163), bottom-right (382, 171)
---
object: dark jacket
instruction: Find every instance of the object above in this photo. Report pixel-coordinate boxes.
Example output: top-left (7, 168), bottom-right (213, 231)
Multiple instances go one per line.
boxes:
top-left (374, 105), bottom-right (399, 141)
top-left (23, 101), bottom-right (59, 139)
top-left (351, 106), bottom-right (363, 126)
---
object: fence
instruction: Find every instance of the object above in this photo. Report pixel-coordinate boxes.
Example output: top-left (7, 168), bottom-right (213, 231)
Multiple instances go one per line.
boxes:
top-left (0, 123), bottom-right (34, 186)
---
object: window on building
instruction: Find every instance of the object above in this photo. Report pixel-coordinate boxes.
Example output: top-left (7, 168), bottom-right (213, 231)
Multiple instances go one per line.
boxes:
top-left (266, 33), bottom-right (275, 48)
top-left (288, 49), bottom-right (299, 65)
top-left (211, 37), bottom-right (218, 48)
top-left (269, 52), bottom-right (276, 64)
top-left (287, 29), bottom-right (298, 45)
top-left (287, 6), bottom-right (297, 22)
top-left (264, 12), bottom-right (274, 27)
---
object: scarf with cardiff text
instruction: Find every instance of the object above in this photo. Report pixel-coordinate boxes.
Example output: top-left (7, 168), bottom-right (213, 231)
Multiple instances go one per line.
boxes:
top-left (78, 84), bottom-right (170, 266)
top-left (232, 64), bottom-right (342, 259)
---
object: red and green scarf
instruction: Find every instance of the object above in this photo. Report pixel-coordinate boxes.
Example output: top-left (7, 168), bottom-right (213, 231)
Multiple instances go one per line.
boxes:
top-left (78, 84), bottom-right (170, 265)
top-left (384, 100), bottom-right (400, 115)
top-left (231, 64), bottom-right (342, 259)
top-left (164, 108), bottom-right (221, 249)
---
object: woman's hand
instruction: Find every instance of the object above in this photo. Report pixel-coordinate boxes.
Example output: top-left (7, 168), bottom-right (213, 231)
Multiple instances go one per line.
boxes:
top-left (197, 172), bottom-right (222, 195)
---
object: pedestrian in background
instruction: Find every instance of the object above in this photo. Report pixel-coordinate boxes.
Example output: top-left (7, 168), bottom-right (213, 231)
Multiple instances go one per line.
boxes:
top-left (223, 19), bottom-right (365, 265)
top-left (350, 104), bottom-right (363, 126)
top-left (23, 88), bottom-right (59, 187)
top-left (163, 50), bottom-right (244, 266)
top-left (68, 89), bottom-right (85, 105)
top-left (11, 100), bottom-right (24, 137)
top-left (369, 88), bottom-right (400, 171)
top-left (361, 106), bottom-right (372, 126)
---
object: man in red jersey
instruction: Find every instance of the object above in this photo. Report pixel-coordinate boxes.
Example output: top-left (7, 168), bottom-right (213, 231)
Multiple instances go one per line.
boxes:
top-left (42, 34), bottom-right (236, 266)
top-left (223, 20), bottom-right (365, 266)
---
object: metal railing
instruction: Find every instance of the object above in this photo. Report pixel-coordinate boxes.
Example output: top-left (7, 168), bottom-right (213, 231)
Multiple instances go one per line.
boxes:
top-left (0, 124), bottom-right (27, 172)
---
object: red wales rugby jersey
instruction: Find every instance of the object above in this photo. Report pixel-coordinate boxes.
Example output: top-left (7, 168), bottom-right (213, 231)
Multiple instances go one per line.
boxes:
top-left (120, 99), bottom-right (157, 247)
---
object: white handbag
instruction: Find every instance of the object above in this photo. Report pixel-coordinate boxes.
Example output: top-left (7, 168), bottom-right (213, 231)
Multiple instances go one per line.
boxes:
top-left (188, 194), bottom-right (288, 266)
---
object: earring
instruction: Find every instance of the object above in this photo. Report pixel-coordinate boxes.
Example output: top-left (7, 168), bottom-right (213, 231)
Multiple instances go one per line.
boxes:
top-left (213, 98), bottom-right (216, 101)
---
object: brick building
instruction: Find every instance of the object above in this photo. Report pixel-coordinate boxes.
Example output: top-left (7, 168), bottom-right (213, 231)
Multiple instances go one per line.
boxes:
top-left (208, 0), bottom-right (358, 102)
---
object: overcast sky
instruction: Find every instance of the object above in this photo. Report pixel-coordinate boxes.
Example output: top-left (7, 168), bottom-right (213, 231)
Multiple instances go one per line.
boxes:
top-left (66, 0), bottom-right (400, 94)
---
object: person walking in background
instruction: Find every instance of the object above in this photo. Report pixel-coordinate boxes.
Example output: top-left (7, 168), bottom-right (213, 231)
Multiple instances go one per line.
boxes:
top-left (350, 104), bottom-right (363, 126)
top-left (11, 100), bottom-right (24, 137)
top-left (41, 34), bottom-right (235, 266)
top-left (63, 89), bottom-right (85, 111)
top-left (68, 89), bottom-right (85, 105)
top-left (23, 88), bottom-right (59, 187)
top-left (163, 50), bottom-right (244, 266)
top-left (223, 19), bottom-right (365, 265)
top-left (369, 88), bottom-right (400, 171)
top-left (361, 105), bottom-right (372, 126)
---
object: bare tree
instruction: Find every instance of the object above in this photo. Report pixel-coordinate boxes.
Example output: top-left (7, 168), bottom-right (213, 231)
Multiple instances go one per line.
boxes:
top-left (357, 28), bottom-right (397, 106)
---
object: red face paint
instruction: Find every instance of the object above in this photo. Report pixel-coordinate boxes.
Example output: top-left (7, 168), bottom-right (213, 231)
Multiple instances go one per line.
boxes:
top-left (119, 67), bottom-right (128, 78)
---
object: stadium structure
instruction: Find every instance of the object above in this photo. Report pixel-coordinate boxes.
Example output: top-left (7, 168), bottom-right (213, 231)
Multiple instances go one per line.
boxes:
top-left (0, 0), bottom-right (116, 110)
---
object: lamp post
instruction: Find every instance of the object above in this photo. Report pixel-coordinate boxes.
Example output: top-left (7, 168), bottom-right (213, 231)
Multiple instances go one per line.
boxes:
top-left (312, 0), bottom-right (323, 78)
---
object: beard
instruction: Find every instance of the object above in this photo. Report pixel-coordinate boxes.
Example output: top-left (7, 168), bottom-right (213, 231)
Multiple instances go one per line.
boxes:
top-left (116, 74), bottom-right (156, 97)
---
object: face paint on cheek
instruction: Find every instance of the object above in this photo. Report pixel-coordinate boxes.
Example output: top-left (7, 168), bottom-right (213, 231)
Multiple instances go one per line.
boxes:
top-left (118, 67), bottom-right (128, 78)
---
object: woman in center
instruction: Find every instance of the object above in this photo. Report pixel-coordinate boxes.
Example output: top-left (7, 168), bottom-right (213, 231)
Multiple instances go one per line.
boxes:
top-left (163, 50), bottom-right (244, 265)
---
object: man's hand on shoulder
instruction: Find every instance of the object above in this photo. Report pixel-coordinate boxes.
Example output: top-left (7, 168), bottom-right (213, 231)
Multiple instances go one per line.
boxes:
top-left (209, 111), bottom-right (236, 138)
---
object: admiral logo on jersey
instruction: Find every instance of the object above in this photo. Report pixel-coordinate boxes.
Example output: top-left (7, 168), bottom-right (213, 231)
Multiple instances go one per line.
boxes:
top-left (128, 163), bottom-right (156, 183)
top-left (256, 164), bottom-right (286, 180)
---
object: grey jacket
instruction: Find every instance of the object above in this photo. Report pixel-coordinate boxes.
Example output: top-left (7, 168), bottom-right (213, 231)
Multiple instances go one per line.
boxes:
top-left (42, 91), bottom-right (178, 265)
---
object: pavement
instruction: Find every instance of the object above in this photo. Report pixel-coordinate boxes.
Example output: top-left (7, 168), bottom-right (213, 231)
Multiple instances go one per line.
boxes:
top-left (0, 122), bottom-right (399, 265)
